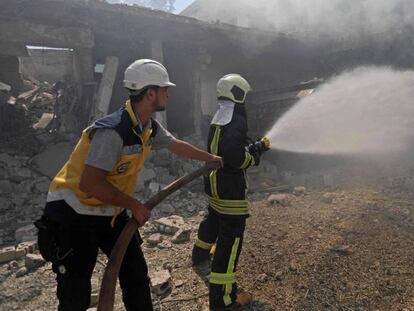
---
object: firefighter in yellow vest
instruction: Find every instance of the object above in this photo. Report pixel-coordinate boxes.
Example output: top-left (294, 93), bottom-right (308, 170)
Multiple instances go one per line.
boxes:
top-left (35, 59), bottom-right (222, 311)
top-left (192, 74), bottom-right (269, 310)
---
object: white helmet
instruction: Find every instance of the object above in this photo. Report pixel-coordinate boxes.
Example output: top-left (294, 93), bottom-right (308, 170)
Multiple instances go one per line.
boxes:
top-left (123, 59), bottom-right (176, 91)
top-left (217, 74), bottom-right (251, 104)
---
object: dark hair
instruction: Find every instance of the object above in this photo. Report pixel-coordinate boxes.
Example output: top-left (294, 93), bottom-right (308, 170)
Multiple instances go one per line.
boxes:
top-left (129, 85), bottom-right (159, 103)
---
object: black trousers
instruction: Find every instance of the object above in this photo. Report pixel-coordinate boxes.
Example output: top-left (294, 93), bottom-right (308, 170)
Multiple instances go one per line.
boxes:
top-left (193, 206), bottom-right (246, 309)
top-left (42, 200), bottom-right (153, 311)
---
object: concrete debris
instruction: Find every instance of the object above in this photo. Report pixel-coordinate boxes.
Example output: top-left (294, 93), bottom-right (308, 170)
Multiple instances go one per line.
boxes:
top-left (147, 233), bottom-right (163, 247)
top-left (331, 245), bottom-right (351, 256)
top-left (14, 224), bottom-right (37, 243)
top-left (0, 81), bottom-right (11, 93)
top-left (149, 270), bottom-right (172, 296)
top-left (149, 182), bottom-right (161, 194)
top-left (31, 142), bottom-right (73, 178)
top-left (267, 194), bottom-right (290, 207)
top-left (171, 227), bottom-right (191, 244)
top-left (8, 260), bottom-right (19, 271)
top-left (0, 246), bottom-right (20, 264)
top-left (256, 273), bottom-right (268, 282)
top-left (15, 267), bottom-right (28, 277)
top-left (293, 186), bottom-right (306, 196)
top-left (275, 271), bottom-right (284, 281)
top-left (321, 193), bottom-right (335, 204)
top-left (158, 240), bottom-right (173, 249)
top-left (24, 253), bottom-right (45, 270)
top-left (154, 215), bottom-right (185, 235)
top-left (33, 112), bottom-right (54, 130)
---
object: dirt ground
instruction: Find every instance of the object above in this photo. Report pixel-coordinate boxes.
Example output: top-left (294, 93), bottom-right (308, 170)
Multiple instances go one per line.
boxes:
top-left (1, 185), bottom-right (413, 311)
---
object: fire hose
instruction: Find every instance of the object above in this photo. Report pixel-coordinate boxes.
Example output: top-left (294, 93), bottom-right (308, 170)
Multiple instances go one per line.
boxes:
top-left (97, 161), bottom-right (221, 311)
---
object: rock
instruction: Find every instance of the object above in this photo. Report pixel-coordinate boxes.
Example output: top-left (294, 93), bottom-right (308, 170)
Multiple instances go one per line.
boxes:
top-left (9, 167), bottom-right (33, 183)
top-left (174, 280), bottom-right (184, 288)
top-left (321, 193), bottom-right (334, 204)
top-left (293, 186), bottom-right (306, 196)
top-left (289, 261), bottom-right (297, 271)
top-left (0, 180), bottom-right (13, 194)
top-left (158, 240), bottom-right (172, 249)
top-left (136, 167), bottom-right (156, 187)
top-left (15, 224), bottom-right (37, 243)
top-left (33, 176), bottom-right (50, 193)
top-left (149, 270), bottom-right (172, 296)
top-left (32, 142), bottom-right (74, 178)
top-left (15, 267), bottom-right (28, 277)
top-left (275, 271), bottom-right (283, 281)
top-left (8, 260), bottom-right (19, 271)
top-left (154, 215), bottom-right (185, 235)
top-left (25, 253), bottom-right (45, 270)
top-left (172, 227), bottom-right (191, 244)
top-left (17, 240), bottom-right (38, 254)
top-left (331, 245), bottom-right (351, 256)
top-left (90, 292), bottom-right (99, 307)
top-left (0, 246), bottom-right (17, 264)
top-left (267, 194), bottom-right (290, 207)
top-left (147, 233), bottom-right (163, 247)
top-left (256, 273), bottom-right (268, 282)
top-left (149, 182), bottom-right (161, 194)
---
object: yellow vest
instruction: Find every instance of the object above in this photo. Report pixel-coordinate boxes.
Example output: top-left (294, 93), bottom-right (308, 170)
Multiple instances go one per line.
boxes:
top-left (47, 101), bottom-right (155, 217)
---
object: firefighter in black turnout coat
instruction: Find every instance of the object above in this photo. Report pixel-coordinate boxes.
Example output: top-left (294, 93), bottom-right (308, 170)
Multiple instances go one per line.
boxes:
top-left (192, 74), bottom-right (269, 310)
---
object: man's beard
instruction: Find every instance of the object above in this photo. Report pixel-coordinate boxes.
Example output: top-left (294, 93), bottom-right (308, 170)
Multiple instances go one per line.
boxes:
top-left (153, 97), bottom-right (166, 111)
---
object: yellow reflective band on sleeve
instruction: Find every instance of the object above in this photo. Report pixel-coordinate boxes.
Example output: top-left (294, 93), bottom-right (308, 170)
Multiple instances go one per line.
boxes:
top-left (240, 152), bottom-right (253, 169)
top-left (223, 237), bottom-right (241, 306)
top-left (210, 126), bottom-right (221, 155)
top-left (209, 272), bottom-right (236, 285)
top-left (208, 197), bottom-right (249, 216)
top-left (209, 169), bottom-right (219, 198)
top-left (209, 126), bottom-right (221, 198)
top-left (195, 236), bottom-right (214, 250)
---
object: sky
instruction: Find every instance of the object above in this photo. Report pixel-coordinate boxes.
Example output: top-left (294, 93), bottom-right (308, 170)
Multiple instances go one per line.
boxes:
top-left (174, 0), bottom-right (194, 13)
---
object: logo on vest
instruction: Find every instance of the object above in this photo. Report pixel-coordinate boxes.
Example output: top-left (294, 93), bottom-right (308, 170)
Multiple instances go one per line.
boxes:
top-left (117, 162), bottom-right (131, 174)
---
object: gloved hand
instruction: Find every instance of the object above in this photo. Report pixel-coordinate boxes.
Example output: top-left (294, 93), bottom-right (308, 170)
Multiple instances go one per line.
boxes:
top-left (247, 136), bottom-right (270, 166)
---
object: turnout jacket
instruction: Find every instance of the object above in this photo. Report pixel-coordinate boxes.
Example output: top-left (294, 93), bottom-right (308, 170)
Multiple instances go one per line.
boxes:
top-left (204, 102), bottom-right (256, 216)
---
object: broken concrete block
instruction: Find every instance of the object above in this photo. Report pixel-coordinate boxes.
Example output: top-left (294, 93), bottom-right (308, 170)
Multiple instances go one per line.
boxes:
top-left (16, 266), bottom-right (28, 277)
top-left (33, 112), bottom-right (54, 130)
top-left (15, 245), bottom-right (28, 258)
top-left (0, 81), bottom-right (11, 93)
top-left (149, 270), bottom-right (172, 296)
top-left (321, 193), bottom-right (334, 204)
top-left (25, 253), bottom-right (45, 270)
top-left (158, 240), bottom-right (172, 249)
top-left (267, 194), bottom-right (290, 207)
top-left (172, 227), bottom-right (191, 244)
top-left (149, 182), bottom-right (160, 194)
top-left (32, 142), bottom-right (73, 178)
top-left (136, 167), bottom-right (156, 187)
top-left (17, 240), bottom-right (38, 254)
top-left (147, 233), bottom-right (163, 247)
top-left (293, 186), bottom-right (306, 196)
top-left (154, 215), bottom-right (185, 235)
top-left (15, 224), bottom-right (37, 243)
top-left (0, 246), bottom-right (17, 264)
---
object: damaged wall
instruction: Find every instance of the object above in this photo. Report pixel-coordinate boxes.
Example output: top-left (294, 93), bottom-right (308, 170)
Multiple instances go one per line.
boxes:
top-left (20, 48), bottom-right (74, 84)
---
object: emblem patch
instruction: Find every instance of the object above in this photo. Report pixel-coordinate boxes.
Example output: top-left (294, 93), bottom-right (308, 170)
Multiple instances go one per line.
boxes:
top-left (117, 162), bottom-right (131, 174)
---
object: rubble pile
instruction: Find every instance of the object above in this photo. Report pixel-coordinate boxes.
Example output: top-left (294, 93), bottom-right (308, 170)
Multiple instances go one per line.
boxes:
top-left (0, 78), bottom-right (79, 156)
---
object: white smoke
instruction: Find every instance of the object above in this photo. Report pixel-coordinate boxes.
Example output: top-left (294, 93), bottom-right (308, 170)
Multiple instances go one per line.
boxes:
top-left (185, 0), bottom-right (414, 42)
top-left (267, 66), bottom-right (414, 155)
